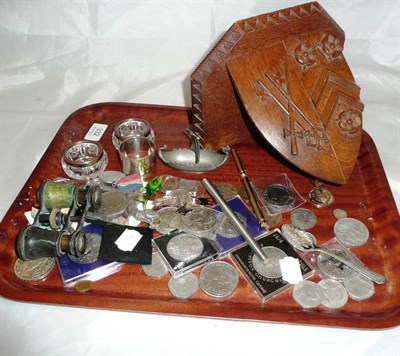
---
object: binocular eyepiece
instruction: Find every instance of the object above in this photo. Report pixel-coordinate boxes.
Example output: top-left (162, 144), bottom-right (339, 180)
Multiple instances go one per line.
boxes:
top-left (16, 225), bottom-right (87, 261)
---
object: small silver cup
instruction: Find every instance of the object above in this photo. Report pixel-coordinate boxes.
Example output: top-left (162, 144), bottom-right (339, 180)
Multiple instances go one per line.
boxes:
top-left (118, 136), bottom-right (156, 178)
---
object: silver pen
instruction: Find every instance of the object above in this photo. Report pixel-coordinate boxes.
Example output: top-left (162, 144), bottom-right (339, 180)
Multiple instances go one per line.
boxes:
top-left (202, 178), bottom-right (269, 265)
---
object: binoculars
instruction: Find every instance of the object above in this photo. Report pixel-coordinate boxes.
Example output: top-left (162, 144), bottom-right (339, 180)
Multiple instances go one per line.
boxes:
top-left (16, 181), bottom-right (101, 261)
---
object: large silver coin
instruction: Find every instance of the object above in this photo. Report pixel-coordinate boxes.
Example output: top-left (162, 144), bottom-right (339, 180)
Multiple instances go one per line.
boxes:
top-left (183, 207), bottom-right (217, 233)
top-left (166, 233), bottom-right (204, 262)
top-left (142, 251), bottom-right (169, 278)
top-left (334, 218), bottom-right (369, 247)
top-left (318, 279), bottom-right (348, 309)
top-left (155, 206), bottom-right (183, 234)
top-left (168, 273), bottom-right (199, 299)
top-left (343, 273), bottom-right (375, 301)
top-left (216, 212), bottom-right (246, 238)
top-left (292, 280), bottom-right (324, 308)
top-left (316, 248), bottom-right (354, 280)
top-left (97, 191), bottom-right (128, 218)
top-left (252, 246), bottom-right (287, 279)
top-left (14, 257), bottom-right (55, 282)
top-left (70, 232), bottom-right (101, 264)
top-left (199, 261), bottom-right (239, 298)
top-left (290, 208), bottom-right (317, 230)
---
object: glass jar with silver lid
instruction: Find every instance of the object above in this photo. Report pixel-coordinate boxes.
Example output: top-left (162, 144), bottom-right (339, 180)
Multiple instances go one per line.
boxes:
top-left (112, 118), bottom-right (155, 150)
top-left (61, 140), bottom-right (108, 180)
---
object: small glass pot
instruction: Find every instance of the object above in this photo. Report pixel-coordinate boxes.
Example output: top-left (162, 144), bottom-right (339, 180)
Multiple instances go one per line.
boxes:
top-left (112, 118), bottom-right (155, 150)
top-left (61, 140), bottom-right (108, 180)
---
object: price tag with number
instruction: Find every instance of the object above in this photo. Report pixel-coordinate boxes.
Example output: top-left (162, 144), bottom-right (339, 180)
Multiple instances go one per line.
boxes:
top-left (84, 123), bottom-right (108, 141)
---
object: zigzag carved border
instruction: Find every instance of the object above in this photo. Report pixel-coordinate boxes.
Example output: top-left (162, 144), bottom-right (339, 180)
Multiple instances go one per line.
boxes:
top-left (191, 2), bottom-right (323, 141)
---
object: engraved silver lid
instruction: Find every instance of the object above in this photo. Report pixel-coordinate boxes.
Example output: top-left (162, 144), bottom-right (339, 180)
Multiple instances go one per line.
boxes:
top-left (62, 140), bottom-right (104, 167)
top-left (114, 118), bottom-right (151, 140)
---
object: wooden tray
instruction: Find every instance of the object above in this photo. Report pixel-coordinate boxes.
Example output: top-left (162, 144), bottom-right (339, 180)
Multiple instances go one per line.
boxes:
top-left (1, 103), bottom-right (399, 329)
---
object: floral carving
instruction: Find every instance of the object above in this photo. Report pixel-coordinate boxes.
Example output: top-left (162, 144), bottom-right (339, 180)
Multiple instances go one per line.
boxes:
top-left (294, 34), bottom-right (344, 69)
top-left (294, 43), bottom-right (317, 67)
top-left (322, 34), bottom-right (344, 58)
top-left (336, 110), bottom-right (362, 137)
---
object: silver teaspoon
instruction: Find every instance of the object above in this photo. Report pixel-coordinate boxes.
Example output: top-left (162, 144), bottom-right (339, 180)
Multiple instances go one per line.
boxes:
top-left (281, 224), bottom-right (386, 285)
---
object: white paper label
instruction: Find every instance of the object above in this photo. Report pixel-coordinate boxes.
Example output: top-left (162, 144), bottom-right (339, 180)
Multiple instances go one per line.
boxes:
top-left (280, 257), bottom-right (303, 284)
top-left (84, 123), bottom-right (108, 141)
top-left (114, 229), bottom-right (142, 252)
top-left (25, 209), bottom-right (36, 224)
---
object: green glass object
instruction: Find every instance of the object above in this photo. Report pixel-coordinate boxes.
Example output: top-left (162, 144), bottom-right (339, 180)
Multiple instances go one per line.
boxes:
top-left (136, 176), bottom-right (163, 208)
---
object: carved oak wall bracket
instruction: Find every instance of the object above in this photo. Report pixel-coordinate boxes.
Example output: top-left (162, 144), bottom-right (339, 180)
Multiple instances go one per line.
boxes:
top-left (190, 2), bottom-right (363, 184)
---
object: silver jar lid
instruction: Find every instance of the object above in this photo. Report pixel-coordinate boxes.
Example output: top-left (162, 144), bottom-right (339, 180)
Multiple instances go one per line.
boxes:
top-left (113, 118), bottom-right (151, 141)
top-left (62, 140), bottom-right (104, 167)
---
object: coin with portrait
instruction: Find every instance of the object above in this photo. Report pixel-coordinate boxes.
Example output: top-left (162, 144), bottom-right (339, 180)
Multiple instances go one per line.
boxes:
top-left (263, 184), bottom-right (295, 207)
top-left (166, 233), bottom-right (204, 262)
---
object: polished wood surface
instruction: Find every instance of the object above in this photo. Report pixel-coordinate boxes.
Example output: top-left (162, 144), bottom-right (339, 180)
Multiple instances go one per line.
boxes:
top-left (0, 103), bottom-right (399, 329)
top-left (191, 1), bottom-right (363, 185)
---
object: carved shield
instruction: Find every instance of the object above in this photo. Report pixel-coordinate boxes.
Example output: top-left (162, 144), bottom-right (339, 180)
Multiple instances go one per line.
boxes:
top-left (226, 32), bottom-right (364, 185)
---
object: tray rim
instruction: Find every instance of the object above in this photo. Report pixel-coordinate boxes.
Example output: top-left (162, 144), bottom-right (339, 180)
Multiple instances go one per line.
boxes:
top-left (0, 102), bottom-right (399, 330)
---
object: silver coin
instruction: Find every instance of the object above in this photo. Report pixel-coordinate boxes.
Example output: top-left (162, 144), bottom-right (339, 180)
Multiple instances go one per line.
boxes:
top-left (334, 218), bottom-right (369, 247)
top-left (14, 257), bottom-right (55, 282)
top-left (343, 273), bottom-right (375, 301)
top-left (183, 207), bottom-right (217, 233)
top-left (252, 246), bottom-right (287, 279)
top-left (157, 206), bottom-right (178, 220)
top-left (135, 208), bottom-right (158, 225)
top-left (70, 232), bottom-right (101, 264)
top-left (166, 233), bottom-right (204, 262)
top-left (316, 248), bottom-right (355, 280)
top-left (292, 280), bottom-right (324, 308)
top-left (160, 174), bottom-right (180, 191)
top-left (97, 191), bottom-right (128, 218)
top-left (142, 251), bottom-right (169, 278)
top-left (176, 179), bottom-right (197, 192)
top-left (333, 208), bottom-right (347, 220)
top-left (216, 212), bottom-right (246, 238)
top-left (318, 279), bottom-right (348, 309)
top-left (168, 273), bottom-right (199, 299)
top-left (99, 170), bottom-right (125, 186)
top-left (199, 261), bottom-right (239, 298)
top-left (170, 189), bottom-right (194, 207)
top-left (291, 208), bottom-right (317, 230)
top-left (156, 207), bottom-right (183, 234)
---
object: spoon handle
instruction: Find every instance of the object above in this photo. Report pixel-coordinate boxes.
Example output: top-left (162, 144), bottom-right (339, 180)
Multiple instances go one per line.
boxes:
top-left (316, 248), bottom-right (386, 284)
